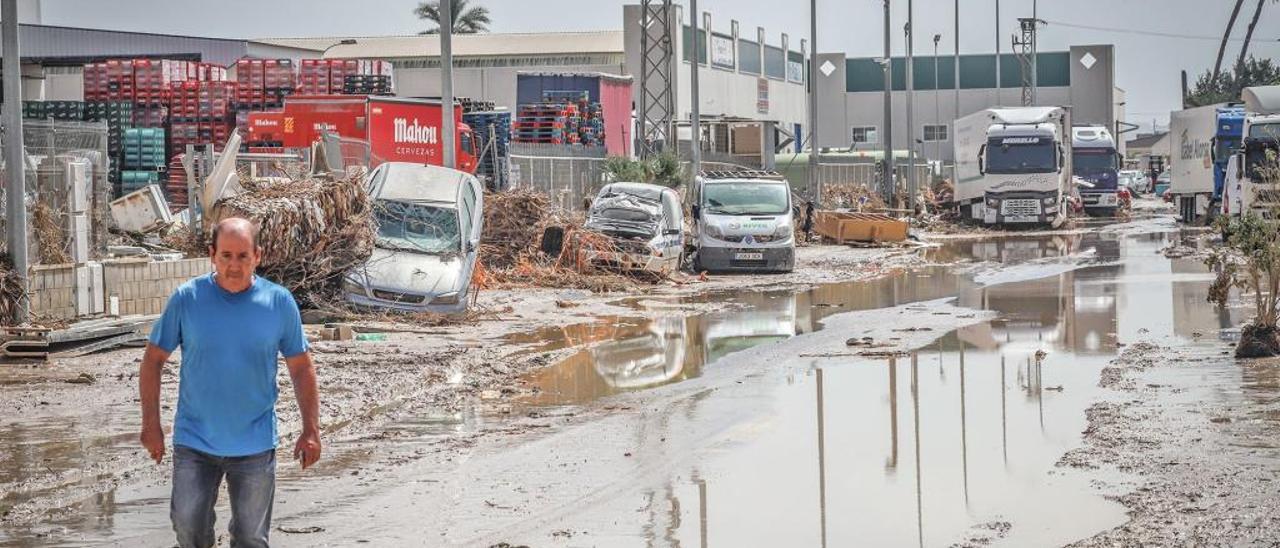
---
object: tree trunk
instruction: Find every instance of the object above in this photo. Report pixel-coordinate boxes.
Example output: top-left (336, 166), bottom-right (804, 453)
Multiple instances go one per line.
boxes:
top-left (1236, 0), bottom-right (1267, 69)
top-left (1215, 0), bottom-right (1247, 79)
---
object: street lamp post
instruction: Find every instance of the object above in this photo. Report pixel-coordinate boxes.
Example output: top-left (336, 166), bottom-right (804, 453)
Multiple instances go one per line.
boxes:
top-left (905, 0), bottom-right (915, 209)
top-left (881, 0), bottom-right (894, 202)
top-left (441, 0), bottom-right (456, 169)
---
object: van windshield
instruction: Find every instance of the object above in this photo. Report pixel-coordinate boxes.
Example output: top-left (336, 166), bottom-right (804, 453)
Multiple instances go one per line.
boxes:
top-left (986, 137), bottom-right (1056, 174)
top-left (702, 182), bottom-right (790, 215)
top-left (374, 200), bottom-right (461, 254)
top-left (1250, 123), bottom-right (1280, 141)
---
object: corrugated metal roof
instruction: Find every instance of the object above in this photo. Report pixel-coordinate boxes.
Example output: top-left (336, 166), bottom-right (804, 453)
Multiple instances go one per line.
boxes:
top-left (256, 30), bottom-right (625, 59)
top-left (4, 24), bottom-right (253, 65)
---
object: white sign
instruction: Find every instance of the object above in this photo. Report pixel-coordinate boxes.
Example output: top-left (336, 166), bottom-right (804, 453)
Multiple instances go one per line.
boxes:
top-left (710, 35), bottom-right (735, 68)
top-left (819, 60), bottom-right (836, 77)
top-left (787, 61), bottom-right (805, 83)
top-left (1080, 52), bottom-right (1097, 70)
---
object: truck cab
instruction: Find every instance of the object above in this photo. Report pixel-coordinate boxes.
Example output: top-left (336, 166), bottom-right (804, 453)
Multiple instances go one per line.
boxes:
top-left (954, 107), bottom-right (1070, 228)
top-left (1229, 86), bottom-right (1280, 218)
top-left (1072, 125), bottom-right (1121, 216)
top-left (691, 170), bottom-right (796, 273)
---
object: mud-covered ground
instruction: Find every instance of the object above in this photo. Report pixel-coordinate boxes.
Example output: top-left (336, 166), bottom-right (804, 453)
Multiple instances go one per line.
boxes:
top-left (0, 242), bottom-right (926, 534)
top-left (1065, 341), bottom-right (1280, 546)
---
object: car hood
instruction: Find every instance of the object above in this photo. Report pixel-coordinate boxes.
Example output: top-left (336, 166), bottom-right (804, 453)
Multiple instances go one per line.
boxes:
top-left (356, 246), bottom-right (465, 295)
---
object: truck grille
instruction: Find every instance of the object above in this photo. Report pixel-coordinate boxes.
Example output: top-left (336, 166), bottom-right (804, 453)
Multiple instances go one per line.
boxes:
top-left (1001, 199), bottom-right (1042, 217)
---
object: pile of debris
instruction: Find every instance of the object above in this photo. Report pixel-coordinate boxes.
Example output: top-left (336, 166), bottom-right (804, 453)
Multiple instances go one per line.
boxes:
top-left (207, 174), bottom-right (376, 305)
top-left (0, 255), bottom-right (26, 326)
top-left (820, 182), bottom-right (888, 211)
top-left (479, 189), bottom-right (636, 292)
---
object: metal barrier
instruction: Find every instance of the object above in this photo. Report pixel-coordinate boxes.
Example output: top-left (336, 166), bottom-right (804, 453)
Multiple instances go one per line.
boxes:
top-left (507, 153), bottom-right (609, 212)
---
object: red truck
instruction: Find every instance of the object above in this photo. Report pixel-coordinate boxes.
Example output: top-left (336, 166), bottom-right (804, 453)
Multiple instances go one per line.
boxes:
top-left (247, 95), bottom-right (478, 173)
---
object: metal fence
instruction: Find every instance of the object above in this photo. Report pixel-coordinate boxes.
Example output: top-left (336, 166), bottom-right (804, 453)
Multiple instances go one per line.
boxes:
top-left (1, 120), bottom-right (112, 264)
top-left (507, 143), bottom-right (611, 211)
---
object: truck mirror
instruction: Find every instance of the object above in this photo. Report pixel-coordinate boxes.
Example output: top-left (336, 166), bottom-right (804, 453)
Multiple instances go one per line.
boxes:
top-left (691, 204), bottom-right (701, 218)
top-left (978, 144), bottom-right (986, 175)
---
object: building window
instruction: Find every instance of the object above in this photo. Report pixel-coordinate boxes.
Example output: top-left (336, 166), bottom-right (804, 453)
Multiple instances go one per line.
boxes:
top-left (851, 126), bottom-right (878, 145)
top-left (923, 124), bottom-right (949, 142)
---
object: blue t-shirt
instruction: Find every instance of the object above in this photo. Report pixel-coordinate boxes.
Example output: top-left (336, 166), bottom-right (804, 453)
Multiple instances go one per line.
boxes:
top-left (149, 273), bottom-right (309, 457)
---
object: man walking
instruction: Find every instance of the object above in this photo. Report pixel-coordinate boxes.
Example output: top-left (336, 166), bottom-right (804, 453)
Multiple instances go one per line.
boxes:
top-left (139, 217), bottom-right (321, 548)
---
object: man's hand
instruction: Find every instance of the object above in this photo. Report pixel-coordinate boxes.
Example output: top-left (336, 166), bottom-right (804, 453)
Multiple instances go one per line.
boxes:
top-left (293, 430), bottom-right (321, 470)
top-left (140, 421), bottom-right (165, 464)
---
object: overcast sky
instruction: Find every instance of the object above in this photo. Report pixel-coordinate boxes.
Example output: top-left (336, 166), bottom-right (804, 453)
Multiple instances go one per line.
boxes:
top-left (38, 0), bottom-right (1280, 132)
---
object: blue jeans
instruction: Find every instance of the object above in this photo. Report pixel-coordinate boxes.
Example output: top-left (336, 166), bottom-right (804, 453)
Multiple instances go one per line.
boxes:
top-left (171, 445), bottom-right (276, 548)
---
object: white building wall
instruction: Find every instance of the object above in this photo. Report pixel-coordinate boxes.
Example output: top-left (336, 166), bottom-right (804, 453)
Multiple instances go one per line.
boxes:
top-left (392, 63), bottom-right (626, 109)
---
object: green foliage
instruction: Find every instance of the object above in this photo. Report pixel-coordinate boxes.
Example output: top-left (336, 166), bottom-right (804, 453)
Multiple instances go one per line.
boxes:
top-left (1207, 149), bottom-right (1280, 327)
top-left (1186, 57), bottom-right (1280, 107)
top-left (601, 152), bottom-right (687, 189)
top-left (415, 0), bottom-right (491, 34)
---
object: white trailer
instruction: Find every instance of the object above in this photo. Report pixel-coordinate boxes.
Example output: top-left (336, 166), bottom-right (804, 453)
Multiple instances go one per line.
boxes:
top-left (953, 106), bottom-right (1071, 227)
top-left (1167, 104), bottom-right (1220, 221)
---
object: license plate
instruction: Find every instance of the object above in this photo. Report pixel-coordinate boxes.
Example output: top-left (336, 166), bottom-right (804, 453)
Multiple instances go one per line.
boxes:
top-left (1004, 215), bottom-right (1038, 223)
top-left (735, 252), bottom-right (764, 261)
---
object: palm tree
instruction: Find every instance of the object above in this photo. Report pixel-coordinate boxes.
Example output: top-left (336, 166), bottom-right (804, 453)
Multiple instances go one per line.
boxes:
top-left (415, 0), bottom-right (492, 34)
top-left (1214, 0), bottom-right (1246, 80)
top-left (1235, 0), bottom-right (1270, 69)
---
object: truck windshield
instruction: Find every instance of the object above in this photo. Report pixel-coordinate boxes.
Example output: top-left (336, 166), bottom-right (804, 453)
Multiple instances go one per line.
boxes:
top-left (1215, 138), bottom-right (1239, 162)
top-left (1072, 149), bottom-right (1116, 172)
top-left (1250, 123), bottom-right (1280, 141)
top-left (986, 137), bottom-right (1056, 174)
top-left (702, 182), bottom-right (790, 215)
top-left (374, 200), bottom-right (461, 254)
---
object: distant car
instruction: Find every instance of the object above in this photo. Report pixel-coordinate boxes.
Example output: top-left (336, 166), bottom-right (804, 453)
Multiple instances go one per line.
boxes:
top-left (1118, 170), bottom-right (1147, 196)
top-left (583, 182), bottom-right (685, 276)
top-left (343, 162), bottom-right (483, 314)
top-left (1154, 171), bottom-right (1171, 198)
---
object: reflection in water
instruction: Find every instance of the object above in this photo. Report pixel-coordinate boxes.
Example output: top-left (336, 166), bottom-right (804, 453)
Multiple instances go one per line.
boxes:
top-left (525, 231), bottom-right (1143, 407)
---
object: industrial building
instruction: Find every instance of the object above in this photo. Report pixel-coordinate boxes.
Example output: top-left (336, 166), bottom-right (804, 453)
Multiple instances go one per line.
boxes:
top-left (812, 45), bottom-right (1125, 163)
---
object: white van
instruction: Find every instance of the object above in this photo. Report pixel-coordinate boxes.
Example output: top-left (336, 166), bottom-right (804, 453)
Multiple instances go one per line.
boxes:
top-left (691, 171), bottom-right (796, 273)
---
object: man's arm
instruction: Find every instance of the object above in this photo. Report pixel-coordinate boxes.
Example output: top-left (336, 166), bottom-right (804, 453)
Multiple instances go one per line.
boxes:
top-left (139, 343), bottom-right (172, 464)
top-left (285, 352), bottom-right (321, 469)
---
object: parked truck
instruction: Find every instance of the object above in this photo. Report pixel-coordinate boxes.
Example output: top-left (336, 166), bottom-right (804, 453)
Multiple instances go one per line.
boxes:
top-left (247, 95), bottom-right (479, 172)
top-left (1167, 103), bottom-right (1245, 223)
top-left (1072, 125), bottom-right (1122, 216)
top-left (1226, 86), bottom-right (1280, 218)
top-left (953, 106), bottom-right (1071, 227)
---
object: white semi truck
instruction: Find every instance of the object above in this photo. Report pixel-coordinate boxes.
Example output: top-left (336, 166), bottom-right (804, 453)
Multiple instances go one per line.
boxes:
top-left (1168, 103), bottom-right (1245, 222)
top-left (953, 106), bottom-right (1071, 227)
top-left (1228, 86), bottom-right (1280, 218)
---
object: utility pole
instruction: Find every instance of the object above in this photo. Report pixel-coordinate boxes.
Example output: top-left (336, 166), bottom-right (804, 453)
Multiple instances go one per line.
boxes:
top-left (440, 0), bottom-right (455, 168)
top-left (954, 0), bottom-right (960, 126)
top-left (881, 0), bottom-right (894, 202)
top-left (933, 34), bottom-right (941, 166)
top-left (3, 0), bottom-right (28, 324)
top-left (994, 0), bottom-right (1001, 103)
top-left (1030, 0), bottom-right (1038, 106)
top-left (809, 0), bottom-right (820, 204)
top-left (690, 0), bottom-right (701, 178)
top-left (905, 0), bottom-right (916, 209)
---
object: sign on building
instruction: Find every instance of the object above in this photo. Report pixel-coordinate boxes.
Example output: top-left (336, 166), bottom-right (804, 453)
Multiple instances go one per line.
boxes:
top-left (757, 78), bottom-right (769, 115)
top-left (710, 35), bottom-right (735, 69)
top-left (787, 60), bottom-right (804, 83)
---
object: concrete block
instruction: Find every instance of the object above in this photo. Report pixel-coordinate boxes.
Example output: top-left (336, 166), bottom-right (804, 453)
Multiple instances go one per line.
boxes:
top-left (111, 185), bottom-right (172, 233)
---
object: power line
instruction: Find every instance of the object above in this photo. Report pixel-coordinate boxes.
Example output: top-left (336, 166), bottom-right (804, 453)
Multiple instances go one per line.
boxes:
top-left (1043, 19), bottom-right (1280, 43)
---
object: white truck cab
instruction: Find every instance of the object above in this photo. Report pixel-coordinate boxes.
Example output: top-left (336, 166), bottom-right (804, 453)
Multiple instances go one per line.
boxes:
top-left (953, 107), bottom-right (1071, 227)
top-left (691, 170), bottom-right (796, 273)
top-left (1231, 86), bottom-right (1280, 218)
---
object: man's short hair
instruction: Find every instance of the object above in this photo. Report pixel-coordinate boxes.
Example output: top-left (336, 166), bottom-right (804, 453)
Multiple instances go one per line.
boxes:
top-left (210, 218), bottom-right (260, 251)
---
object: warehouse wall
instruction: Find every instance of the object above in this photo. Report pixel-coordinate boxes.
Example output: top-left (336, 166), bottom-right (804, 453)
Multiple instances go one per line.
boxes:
top-left (674, 61), bottom-right (808, 130)
top-left (393, 64), bottom-right (628, 110)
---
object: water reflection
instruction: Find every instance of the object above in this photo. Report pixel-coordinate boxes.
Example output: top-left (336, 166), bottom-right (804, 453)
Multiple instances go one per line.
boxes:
top-left (527, 231), bottom-right (1140, 407)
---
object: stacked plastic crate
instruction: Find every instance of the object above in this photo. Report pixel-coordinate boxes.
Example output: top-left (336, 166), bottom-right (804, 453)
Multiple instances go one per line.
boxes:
top-left (299, 59), bottom-right (393, 95)
top-left (233, 58), bottom-right (296, 132)
top-left (168, 81), bottom-right (236, 207)
top-left (85, 101), bottom-right (133, 192)
top-left (21, 101), bottom-right (45, 120)
top-left (120, 127), bottom-right (166, 194)
top-left (462, 109), bottom-right (512, 190)
top-left (513, 103), bottom-right (580, 145)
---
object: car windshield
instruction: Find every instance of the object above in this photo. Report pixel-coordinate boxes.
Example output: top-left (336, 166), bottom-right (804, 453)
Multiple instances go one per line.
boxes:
top-left (986, 137), bottom-right (1056, 174)
top-left (374, 200), bottom-right (461, 254)
top-left (702, 182), bottom-right (790, 215)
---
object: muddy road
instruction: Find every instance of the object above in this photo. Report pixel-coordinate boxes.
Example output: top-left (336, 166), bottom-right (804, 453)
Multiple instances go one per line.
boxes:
top-left (4, 210), bottom-right (1276, 547)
